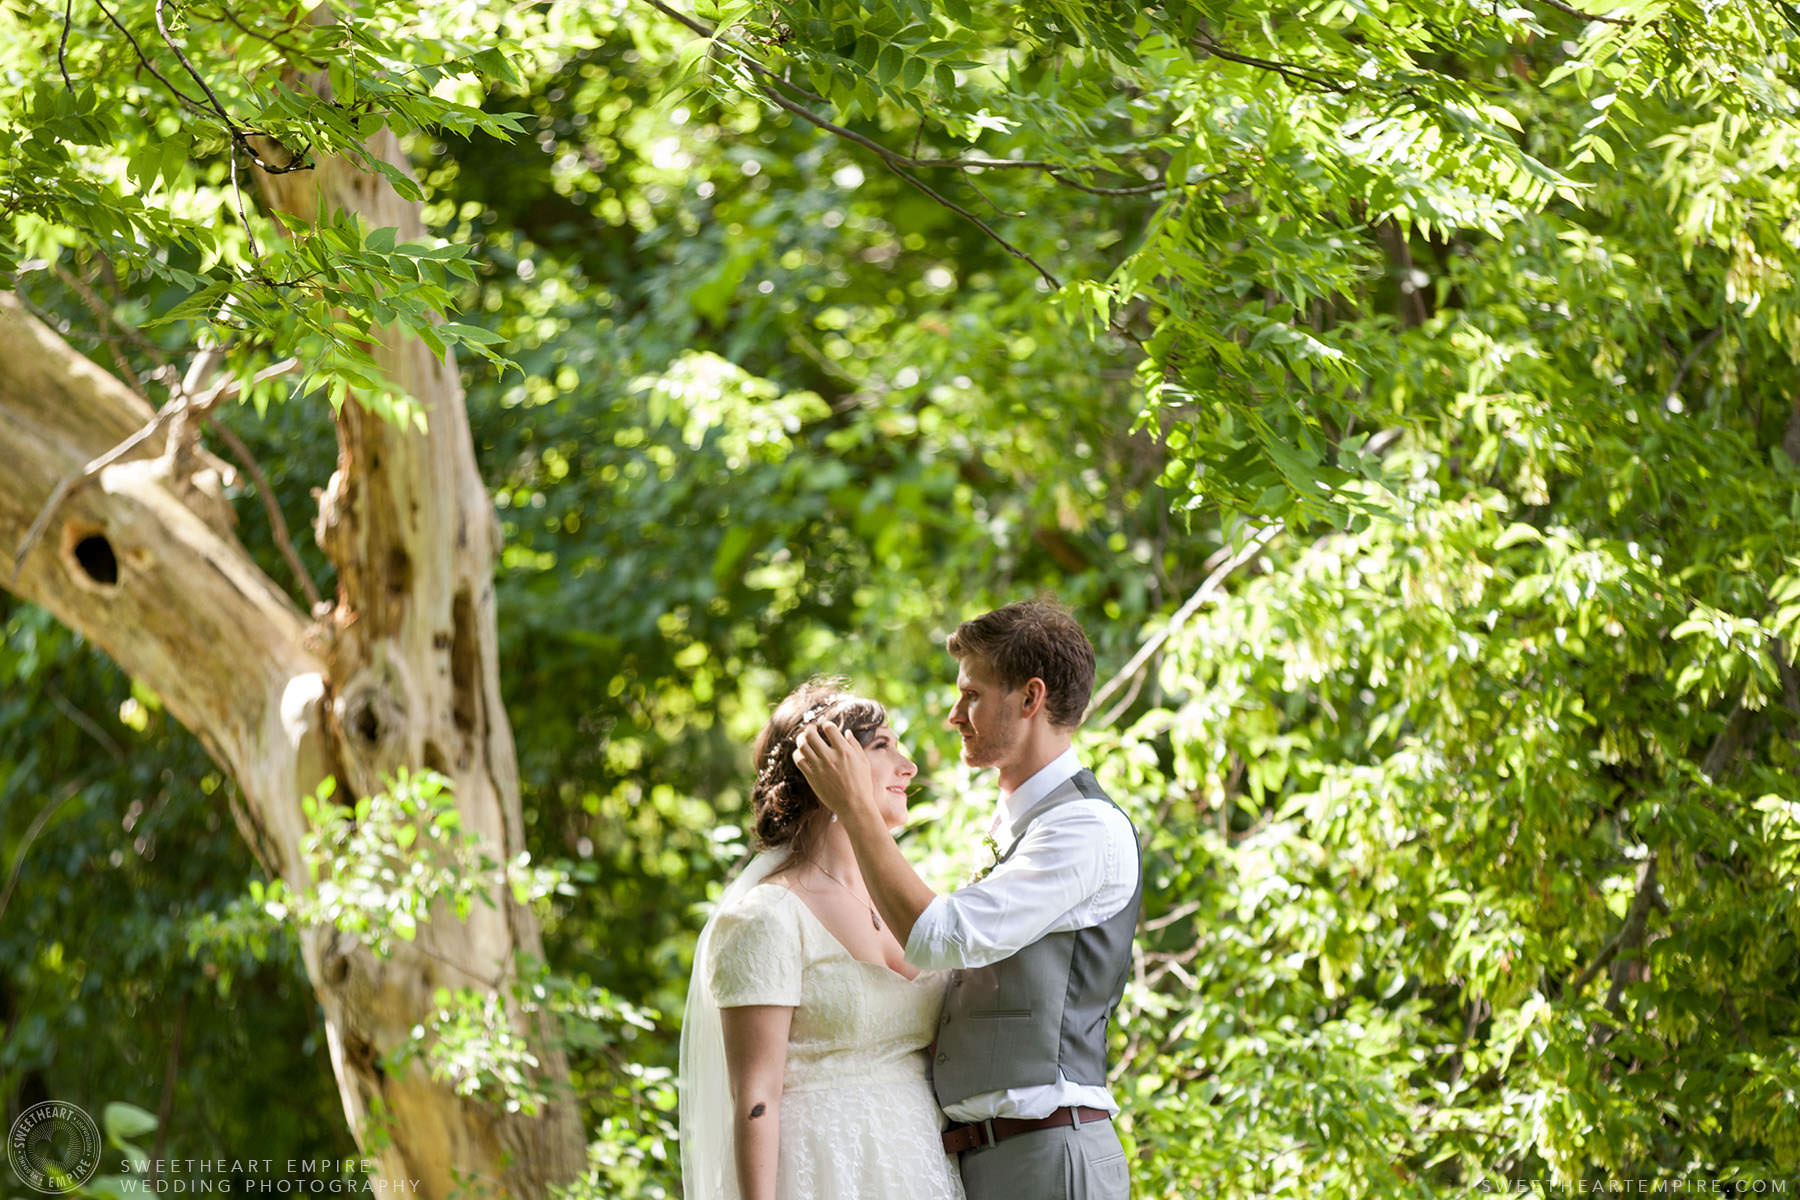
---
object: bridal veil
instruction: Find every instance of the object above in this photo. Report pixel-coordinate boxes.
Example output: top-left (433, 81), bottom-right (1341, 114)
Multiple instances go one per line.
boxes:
top-left (678, 845), bottom-right (792, 1200)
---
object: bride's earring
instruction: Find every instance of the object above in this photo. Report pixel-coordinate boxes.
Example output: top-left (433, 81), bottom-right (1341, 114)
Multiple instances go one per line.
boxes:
top-left (830, 813), bottom-right (839, 823)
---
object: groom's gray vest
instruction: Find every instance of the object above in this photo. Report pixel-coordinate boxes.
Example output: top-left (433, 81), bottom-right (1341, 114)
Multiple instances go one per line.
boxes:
top-left (933, 770), bottom-right (1142, 1107)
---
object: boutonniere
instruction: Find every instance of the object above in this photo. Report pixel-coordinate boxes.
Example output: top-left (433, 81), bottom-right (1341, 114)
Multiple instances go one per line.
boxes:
top-left (968, 833), bottom-right (1003, 884)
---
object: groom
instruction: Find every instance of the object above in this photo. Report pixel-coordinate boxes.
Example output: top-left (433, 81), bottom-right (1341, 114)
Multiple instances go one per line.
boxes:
top-left (795, 599), bottom-right (1140, 1200)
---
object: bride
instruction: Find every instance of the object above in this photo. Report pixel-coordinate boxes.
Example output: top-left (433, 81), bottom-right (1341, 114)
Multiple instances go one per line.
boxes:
top-left (680, 680), bottom-right (965, 1200)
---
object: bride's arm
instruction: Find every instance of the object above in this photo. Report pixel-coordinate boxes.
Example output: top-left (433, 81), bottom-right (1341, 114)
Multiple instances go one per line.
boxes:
top-left (721, 1004), bottom-right (794, 1200)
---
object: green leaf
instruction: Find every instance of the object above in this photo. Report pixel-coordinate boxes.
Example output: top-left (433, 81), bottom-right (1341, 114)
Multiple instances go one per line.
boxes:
top-left (441, 322), bottom-right (504, 346)
top-left (103, 1102), bottom-right (158, 1145)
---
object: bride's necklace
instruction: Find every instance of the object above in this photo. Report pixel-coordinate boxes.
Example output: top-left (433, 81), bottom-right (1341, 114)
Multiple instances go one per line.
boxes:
top-left (811, 860), bottom-right (883, 930)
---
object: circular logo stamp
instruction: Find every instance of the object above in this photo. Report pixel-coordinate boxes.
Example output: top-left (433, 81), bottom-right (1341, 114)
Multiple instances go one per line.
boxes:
top-left (7, 1102), bottom-right (102, 1193)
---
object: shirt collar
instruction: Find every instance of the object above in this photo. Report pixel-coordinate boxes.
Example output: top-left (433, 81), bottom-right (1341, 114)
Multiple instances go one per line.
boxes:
top-left (994, 746), bottom-right (1083, 840)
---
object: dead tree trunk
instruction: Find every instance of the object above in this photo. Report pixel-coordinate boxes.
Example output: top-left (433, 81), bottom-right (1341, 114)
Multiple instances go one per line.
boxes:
top-left (0, 128), bottom-right (585, 1199)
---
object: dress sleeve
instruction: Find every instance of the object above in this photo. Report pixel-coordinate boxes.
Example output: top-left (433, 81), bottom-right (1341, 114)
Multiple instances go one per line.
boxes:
top-left (705, 887), bottom-right (805, 1008)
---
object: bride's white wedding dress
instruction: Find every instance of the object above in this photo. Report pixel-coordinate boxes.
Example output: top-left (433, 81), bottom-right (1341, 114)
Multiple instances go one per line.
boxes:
top-left (689, 879), bottom-right (965, 1200)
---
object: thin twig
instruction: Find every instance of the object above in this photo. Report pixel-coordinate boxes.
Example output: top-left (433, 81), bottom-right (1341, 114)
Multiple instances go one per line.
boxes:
top-left (641, 0), bottom-right (1169, 208)
top-left (749, 76), bottom-right (1066, 290)
top-left (909, 157), bottom-right (1168, 195)
top-left (1192, 35), bottom-right (1351, 94)
top-left (1095, 665), bottom-right (1148, 728)
top-left (49, 261), bottom-right (162, 394)
top-left (10, 358), bottom-right (301, 580)
top-left (1535, 0), bottom-right (1634, 25)
top-left (1568, 853), bottom-right (1661, 995)
top-left (640, 0), bottom-right (1172, 344)
top-left (148, 991), bottom-right (188, 1188)
top-left (1142, 898), bottom-right (1201, 932)
top-left (58, 0), bottom-right (76, 91)
top-left (0, 781), bottom-right (88, 927)
top-left (960, 170), bottom-right (1026, 218)
top-left (1046, 170), bottom-right (1168, 197)
top-left (155, 0), bottom-right (242, 133)
top-left (1088, 525), bottom-right (1281, 721)
top-left (201, 414), bottom-right (324, 611)
top-left (90, 0), bottom-right (209, 111)
top-left (201, 3), bottom-right (324, 66)
top-left (1662, 327), bottom-right (1720, 411)
top-left (152, 0), bottom-right (270, 254)
top-left (227, 145), bottom-right (261, 259)
top-left (46, 682), bottom-right (127, 759)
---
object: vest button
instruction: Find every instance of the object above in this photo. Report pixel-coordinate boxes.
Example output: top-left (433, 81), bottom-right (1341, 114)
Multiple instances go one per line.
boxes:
top-left (936, 1053), bottom-right (947, 1064)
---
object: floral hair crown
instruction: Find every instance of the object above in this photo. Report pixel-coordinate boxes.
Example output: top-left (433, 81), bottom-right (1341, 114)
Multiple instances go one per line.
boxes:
top-left (760, 701), bottom-right (833, 776)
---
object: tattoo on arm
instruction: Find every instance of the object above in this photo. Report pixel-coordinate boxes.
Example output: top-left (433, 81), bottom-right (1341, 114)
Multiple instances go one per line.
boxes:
top-left (748, 1103), bottom-right (766, 1120)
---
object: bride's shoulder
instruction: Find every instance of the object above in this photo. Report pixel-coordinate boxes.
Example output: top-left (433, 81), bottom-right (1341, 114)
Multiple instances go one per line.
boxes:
top-left (706, 881), bottom-right (807, 970)
top-left (715, 880), bottom-right (801, 923)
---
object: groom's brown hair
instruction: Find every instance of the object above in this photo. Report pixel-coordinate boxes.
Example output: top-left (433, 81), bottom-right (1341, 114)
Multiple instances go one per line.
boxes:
top-left (947, 598), bottom-right (1096, 728)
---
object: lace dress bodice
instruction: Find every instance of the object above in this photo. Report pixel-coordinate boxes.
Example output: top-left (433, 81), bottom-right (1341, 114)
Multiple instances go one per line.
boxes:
top-left (705, 882), bottom-right (964, 1199)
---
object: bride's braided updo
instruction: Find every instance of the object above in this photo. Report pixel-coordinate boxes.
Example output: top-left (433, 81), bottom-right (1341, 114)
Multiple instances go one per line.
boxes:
top-left (750, 679), bottom-right (887, 853)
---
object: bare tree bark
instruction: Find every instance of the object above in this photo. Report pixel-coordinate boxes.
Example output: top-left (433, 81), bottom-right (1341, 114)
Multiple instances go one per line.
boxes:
top-left (252, 123), bottom-right (586, 1197)
top-left (0, 129), bottom-right (584, 1200)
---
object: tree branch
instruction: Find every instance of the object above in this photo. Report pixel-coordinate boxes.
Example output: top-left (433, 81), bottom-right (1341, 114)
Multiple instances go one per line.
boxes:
top-left (741, 73), bottom-right (1065, 290)
top-left (638, 0), bottom-right (1167, 302)
top-left (202, 413), bottom-right (325, 613)
top-left (22, 269), bottom-right (323, 610)
top-left (1568, 853), bottom-right (1662, 999)
top-left (88, 0), bottom-right (210, 111)
top-left (1534, 0), bottom-right (1634, 26)
top-left (46, 681), bottom-right (126, 759)
top-left (11, 357), bottom-right (300, 580)
top-left (0, 779), bottom-right (88, 928)
top-left (1191, 35), bottom-right (1352, 94)
top-left (200, 3), bottom-right (326, 67)
top-left (1663, 327), bottom-right (1719, 411)
top-left (1088, 525), bottom-right (1280, 722)
top-left (58, 0), bottom-right (76, 92)
top-left (1700, 702), bottom-right (1761, 779)
top-left (149, 991), bottom-right (188, 1188)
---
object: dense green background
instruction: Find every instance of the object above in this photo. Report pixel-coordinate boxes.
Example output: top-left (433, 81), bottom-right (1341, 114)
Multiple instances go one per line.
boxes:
top-left (4, 0), bottom-right (1800, 1195)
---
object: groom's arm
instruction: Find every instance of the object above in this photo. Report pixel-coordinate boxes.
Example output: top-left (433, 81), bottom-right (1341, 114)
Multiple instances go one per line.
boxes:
top-left (792, 722), bottom-right (938, 942)
top-left (792, 723), bottom-right (1132, 964)
top-left (838, 791), bottom-right (938, 943)
top-left (905, 805), bottom-right (1126, 970)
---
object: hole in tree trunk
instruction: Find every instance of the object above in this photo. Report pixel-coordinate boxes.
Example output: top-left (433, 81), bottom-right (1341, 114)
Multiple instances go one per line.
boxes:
top-left (451, 589), bottom-right (478, 735)
top-left (350, 699), bottom-right (381, 745)
top-left (75, 537), bottom-right (118, 584)
top-left (61, 524), bottom-right (120, 588)
top-left (387, 546), bottom-right (411, 598)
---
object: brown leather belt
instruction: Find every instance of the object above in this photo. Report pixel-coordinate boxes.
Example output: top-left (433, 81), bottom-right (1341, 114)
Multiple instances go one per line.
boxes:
top-left (941, 1106), bottom-right (1112, 1155)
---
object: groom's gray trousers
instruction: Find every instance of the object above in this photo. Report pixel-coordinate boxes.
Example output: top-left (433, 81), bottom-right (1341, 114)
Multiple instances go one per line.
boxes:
top-left (956, 1118), bottom-right (1130, 1200)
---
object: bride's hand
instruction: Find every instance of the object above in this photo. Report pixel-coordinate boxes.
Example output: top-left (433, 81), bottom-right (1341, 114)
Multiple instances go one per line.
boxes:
top-left (792, 722), bottom-right (874, 819)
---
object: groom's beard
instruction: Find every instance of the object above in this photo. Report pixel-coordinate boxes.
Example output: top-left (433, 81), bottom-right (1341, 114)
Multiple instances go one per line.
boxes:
top-left (959, 722), bottom-right (1019, 771)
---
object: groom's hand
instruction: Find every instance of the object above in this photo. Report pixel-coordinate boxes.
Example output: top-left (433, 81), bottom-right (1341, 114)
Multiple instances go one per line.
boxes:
top-left (792, 722), bottom-right (873, 819)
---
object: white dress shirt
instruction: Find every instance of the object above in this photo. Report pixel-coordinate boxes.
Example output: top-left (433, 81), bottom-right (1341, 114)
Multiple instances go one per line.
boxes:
top-left (904, 747), bottom-right (1139, 1120)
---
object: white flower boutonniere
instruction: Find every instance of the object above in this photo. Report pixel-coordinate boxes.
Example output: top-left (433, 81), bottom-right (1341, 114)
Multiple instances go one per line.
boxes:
top-left (967, 833), bottom-right (1003, 884)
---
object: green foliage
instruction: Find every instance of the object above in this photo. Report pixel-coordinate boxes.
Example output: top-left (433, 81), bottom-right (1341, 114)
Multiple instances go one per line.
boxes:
top-left (0, 0), bottom-right (527, 418)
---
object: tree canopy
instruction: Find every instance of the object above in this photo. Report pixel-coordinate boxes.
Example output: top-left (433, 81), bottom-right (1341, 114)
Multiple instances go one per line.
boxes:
top-left (4, 0), bottom-right (1800, 1195)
